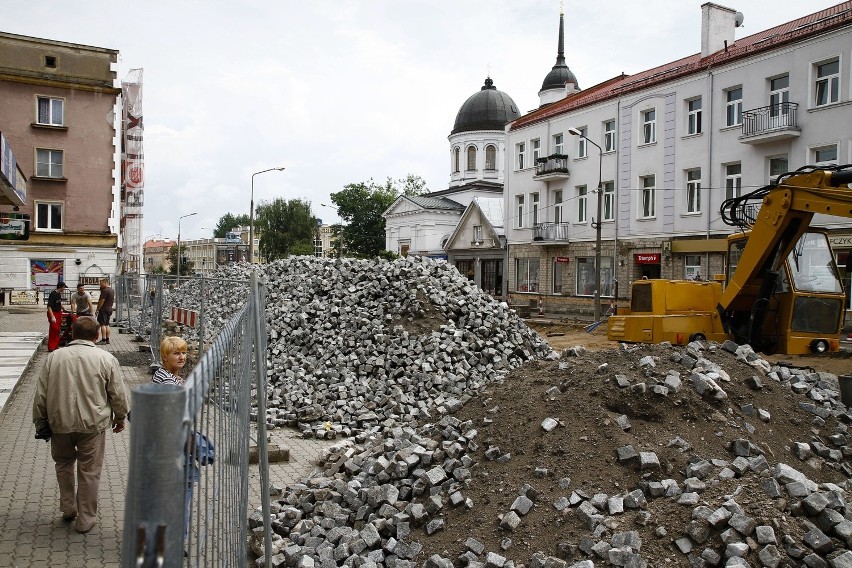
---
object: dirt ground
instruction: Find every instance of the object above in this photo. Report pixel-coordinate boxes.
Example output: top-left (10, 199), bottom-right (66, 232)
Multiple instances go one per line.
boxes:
top-left (411, 320), bottom-right (851, 565)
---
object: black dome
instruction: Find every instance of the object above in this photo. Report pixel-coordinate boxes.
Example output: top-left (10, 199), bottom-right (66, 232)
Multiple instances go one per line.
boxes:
top-left (451, 78), bottom-right (520, 135)
top-left (540, 64), bottom-right (578, 92)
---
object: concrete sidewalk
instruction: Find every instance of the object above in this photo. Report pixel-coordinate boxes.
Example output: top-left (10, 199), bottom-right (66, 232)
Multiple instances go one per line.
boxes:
top-left (0, 305), bottom-right (334, 567)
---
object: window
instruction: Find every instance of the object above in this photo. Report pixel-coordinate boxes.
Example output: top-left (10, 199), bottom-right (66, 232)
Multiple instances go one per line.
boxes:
top-left (456, 259), bottom-right (474, 280)
top-left (769, 75), bottom-right (790, 123)
top-left (485, 145), bottom-right (496, 170)
top-left (553, 259), bottom-right (565, 294)
top-left (44, 55), bottom-right (57, 68)
top-left (453, 147), bottom-right (460, 173)
top-left (37, 97), bottom-right (64, 126)
top-left (553, 133), bottom-right (564, 155)
top-left (473, 225), bottom-right (483, 243)
top-left (686, 169), bottom-right (701, 214)
top-left (725, 163), bottom-right (742, 199)
top-left (577, 127), bottom-right (588, 158)
top-left (725, 88), bottom-right (742, 127)
top-left (602, 181), bottom-right (615, 221)
top-left (813, 145), bottom-right (838, 166)
top-left (399, 241), bottom-right (410, 257)
top-left (641, 109), bottom-right (656, 144)
top-left (531, 139), bottom-right (541, 163)
top-left (466, 146), bottom-right (477, 171)
top-left (531, 192), bottom-right (540, 226)
top-left (687, 98), bottom-right (702, 135)
top-left (576, 256), bottom-right (614, 296)
top-left (36, 148), bottom-right (63, 178)
top-left (815, 58), bottom-right (839, 107)
top-left (603, 120), bottom-right (616, 152)
top-left (516, 143), bottom-right (525, 170)
top-left (36, 202), bottom-right (63, 230)
top-left (640, 175), bottom-right (655, 218)
top-left (516, 258), bottom-right (540, 292)
top-left (577, 185), bottom-right (587, 223)
top-left (515, 195), bottom-right (525, 228)
top-left (685, 255), bottom-right (703, 280)
top-left (769, 156), bottom-right (788, 183)
top-left (553, 190), bottom-right (563, 223)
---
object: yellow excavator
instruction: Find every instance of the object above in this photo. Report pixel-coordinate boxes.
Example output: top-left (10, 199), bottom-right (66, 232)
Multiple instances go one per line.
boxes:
top-left (608, 165), bottom-right (852, 355)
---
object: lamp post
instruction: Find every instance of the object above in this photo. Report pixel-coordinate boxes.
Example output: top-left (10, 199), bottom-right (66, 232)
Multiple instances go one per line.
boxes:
top-left (176, 212), bottom-right (197, 280)
top-left (568, 128), bottom-right (604, 321)
top-left (250, 167), bottom-right (286, 263)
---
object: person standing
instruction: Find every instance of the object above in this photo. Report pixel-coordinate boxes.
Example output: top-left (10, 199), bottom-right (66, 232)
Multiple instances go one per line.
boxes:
top-left (70, 283), bottom-right (94, 316)
top-left (95, 278), bottom-right (114, 344)
top-left (46, 281), bottom-right (69, 352)
top-left (153, 336), bottom-right (188, 385)
top-left (32, 317), bottom-right (129, 534)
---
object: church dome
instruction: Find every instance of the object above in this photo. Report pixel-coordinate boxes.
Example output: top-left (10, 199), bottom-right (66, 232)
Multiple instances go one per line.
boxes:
top-left (451, 78), bottom-right (520, 135)
top-left (541, 64), bottom-right (578, 92)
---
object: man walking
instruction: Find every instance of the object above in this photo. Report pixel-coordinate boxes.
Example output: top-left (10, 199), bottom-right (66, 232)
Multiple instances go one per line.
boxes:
top-left (46, 281), bottom-right (69, 352)
top-left (33, 317), bottom-right (129, 534)
top-left (95, 278), bottom-right (114, 344)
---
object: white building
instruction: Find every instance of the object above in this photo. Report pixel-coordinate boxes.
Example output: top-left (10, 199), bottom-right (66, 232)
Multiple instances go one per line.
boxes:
top-left (384, 77), bottom-right (520, 296)
top-left (505, 1), bottom-right (852, 316)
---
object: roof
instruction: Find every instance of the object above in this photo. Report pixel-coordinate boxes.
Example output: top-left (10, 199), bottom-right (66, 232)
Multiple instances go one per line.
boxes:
top-left (406, 195), bottom-right (466, 211)
top-left (473, 197), bottom-right (505, 232)
top-left (452, 77), bottom-right (521, 134)
top-left (512, 2), bottom-right (852, 130)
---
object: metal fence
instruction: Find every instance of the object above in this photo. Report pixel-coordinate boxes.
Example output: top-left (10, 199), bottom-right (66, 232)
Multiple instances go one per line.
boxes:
top-left (122, 271), bottom-right (272, 567)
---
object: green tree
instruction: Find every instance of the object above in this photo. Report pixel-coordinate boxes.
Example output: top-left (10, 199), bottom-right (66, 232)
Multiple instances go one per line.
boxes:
top-left (255, 198), bottom-right (316, 260)
top-left (213, 213), bottom-right (251, 238)
top-left (330, 175), bottom-right (427, 258)
top-left (167, 244), bottom-right (193, 275)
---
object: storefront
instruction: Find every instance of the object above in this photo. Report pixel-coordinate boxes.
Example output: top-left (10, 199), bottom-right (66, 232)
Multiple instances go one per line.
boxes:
top-left (634, 252), bottom-right (661, 279)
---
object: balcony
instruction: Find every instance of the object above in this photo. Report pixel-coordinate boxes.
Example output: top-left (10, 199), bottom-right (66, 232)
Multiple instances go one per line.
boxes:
top-left (532, 222), bottom-right (571, 243)
top-left (534, 154), bottom-right (570, 180)
top-left (739, 102), bottom-right (801, 144)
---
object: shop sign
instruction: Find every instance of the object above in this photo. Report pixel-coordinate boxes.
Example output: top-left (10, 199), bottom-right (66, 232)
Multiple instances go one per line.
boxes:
top-left (555, 256), bottom-right (570, 263)
top-left (79, 276), bottom-right (107, 287)
top-left (10, 290), bottom-right (37, 305)
top-left (635, 253), bottom-right (660, 264)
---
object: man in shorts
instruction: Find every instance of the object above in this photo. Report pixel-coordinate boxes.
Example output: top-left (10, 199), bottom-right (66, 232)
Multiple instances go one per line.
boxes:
top-left (95, 279), bottom-right (114, 344)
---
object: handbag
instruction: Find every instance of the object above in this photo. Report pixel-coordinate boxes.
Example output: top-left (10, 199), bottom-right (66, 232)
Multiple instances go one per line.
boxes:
top-left (193, 432), bottom-right (215, 466)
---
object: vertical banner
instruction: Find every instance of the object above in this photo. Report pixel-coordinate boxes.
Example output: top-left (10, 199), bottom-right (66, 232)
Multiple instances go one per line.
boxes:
top-left (121, 69), bottom-right (144, 273)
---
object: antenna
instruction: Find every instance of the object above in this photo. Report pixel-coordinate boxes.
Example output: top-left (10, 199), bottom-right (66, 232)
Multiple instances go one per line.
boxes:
top-left (735, 11), bottom-right (744, 27)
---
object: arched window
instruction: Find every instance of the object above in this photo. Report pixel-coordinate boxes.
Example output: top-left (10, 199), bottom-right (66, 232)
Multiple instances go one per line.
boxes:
top-left (467, 146), bottom-right (477, 171)
top-left (485, 145), bottom-right (496, 170)
top-left (453, 147), bottom-right (460, 173)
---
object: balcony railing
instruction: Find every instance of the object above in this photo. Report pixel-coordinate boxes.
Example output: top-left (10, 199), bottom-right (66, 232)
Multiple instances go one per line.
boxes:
top-left (532, 222), bottom-right (571, 242)
top-left (534, 154), bottom-right (570, 178)
top-left (740, 102), bottom-right (799, 141)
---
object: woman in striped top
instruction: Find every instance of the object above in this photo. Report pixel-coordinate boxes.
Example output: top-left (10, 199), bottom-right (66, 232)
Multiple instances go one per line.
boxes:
top-left (153, 336), bottom-right (188, 385)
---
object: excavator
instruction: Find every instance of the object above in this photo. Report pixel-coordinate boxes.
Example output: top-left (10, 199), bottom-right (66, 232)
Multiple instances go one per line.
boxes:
top-left (607, 165), bottom-right (852, 355)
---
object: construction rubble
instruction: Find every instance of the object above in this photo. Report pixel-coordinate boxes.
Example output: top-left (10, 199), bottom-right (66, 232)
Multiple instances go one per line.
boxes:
top-left (162, 257), bottom-right (851, 567)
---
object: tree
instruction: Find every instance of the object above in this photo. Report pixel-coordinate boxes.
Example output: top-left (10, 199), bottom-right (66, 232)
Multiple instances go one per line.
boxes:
top-left (254, 198), bottom-right (316, 260)
top-left (213, 213), bottom-right (250, 238)
top-left (330, 175), bottom-right (428, 258)
top-left (167, 244), bottom-right (193, 275)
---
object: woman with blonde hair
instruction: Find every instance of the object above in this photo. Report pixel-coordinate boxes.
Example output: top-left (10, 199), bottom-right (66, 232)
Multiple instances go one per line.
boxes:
top-left (153, 336), bottom-right (188, 385)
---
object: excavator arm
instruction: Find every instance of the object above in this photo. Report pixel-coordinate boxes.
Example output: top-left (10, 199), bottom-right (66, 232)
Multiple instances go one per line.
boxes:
top-left (717, 167), bottom-right (852, 347)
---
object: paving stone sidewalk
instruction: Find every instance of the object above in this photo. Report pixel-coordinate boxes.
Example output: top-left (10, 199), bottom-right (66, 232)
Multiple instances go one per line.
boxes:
top-left (0, 306), bottom-right (334, 567)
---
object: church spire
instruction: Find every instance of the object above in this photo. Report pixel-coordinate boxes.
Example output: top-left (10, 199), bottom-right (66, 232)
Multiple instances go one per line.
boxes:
top-left (538, 6), bottom-right (580, 106)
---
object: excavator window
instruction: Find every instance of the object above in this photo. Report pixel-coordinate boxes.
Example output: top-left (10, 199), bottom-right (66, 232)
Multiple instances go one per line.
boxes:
top-left (787, 232), bottom-right (843, 293)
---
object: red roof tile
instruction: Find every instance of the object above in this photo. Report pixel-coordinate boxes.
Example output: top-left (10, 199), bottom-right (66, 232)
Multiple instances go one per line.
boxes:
top-left (511, 2), bottom-right (852, 130)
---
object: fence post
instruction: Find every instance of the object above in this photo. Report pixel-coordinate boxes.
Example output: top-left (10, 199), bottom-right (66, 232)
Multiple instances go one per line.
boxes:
top-left (151, 274), bottom-right (164, 365)
top-left (122, 383), bottom-right (188, 567)
top-left (251, 270), bottom-right (272, 568)
top-left (199, 275), bottom-right (205, 350)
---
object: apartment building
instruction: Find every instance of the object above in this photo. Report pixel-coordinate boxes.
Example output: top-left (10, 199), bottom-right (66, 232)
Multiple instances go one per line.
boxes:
top-left (142, 238), bottom-right (175, 273)
top-left (0, 32), bottom-right (119, 297)
top-left (505, 2), bottom-right (852, 316)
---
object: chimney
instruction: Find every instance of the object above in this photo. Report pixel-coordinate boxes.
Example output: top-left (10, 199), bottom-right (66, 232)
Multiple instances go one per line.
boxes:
top-left (701, 2), bottom-right (737, 57)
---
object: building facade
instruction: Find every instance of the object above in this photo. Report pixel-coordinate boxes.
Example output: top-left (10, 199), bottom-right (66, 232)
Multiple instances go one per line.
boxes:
top-left (142, 238), bottom-right (175, 273)
top-left (0, 32), bottom-right (120, 297)
top-left (505, 2), bottom-right (852, 316)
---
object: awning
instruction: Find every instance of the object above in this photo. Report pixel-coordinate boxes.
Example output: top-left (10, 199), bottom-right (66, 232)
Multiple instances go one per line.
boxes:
top-left (671, 238), bottom-right (728, 253)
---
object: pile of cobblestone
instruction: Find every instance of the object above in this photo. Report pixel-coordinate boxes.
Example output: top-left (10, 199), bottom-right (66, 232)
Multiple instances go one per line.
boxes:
top-left (247, 340), bottom-right (851, 568)
top-left (163, 257), bottom-right (554, 439)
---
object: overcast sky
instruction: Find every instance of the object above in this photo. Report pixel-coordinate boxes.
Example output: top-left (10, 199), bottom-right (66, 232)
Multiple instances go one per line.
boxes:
top-left (4, 0), bottom-right (838, 241)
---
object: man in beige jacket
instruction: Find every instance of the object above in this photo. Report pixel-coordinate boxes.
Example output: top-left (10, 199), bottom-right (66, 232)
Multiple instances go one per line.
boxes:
top-left (33, 317), bottom-right (129, 534)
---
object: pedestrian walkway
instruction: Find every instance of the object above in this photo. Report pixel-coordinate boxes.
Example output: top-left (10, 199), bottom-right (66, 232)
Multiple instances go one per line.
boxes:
top-left (0, 305), bottom-right (335, 567)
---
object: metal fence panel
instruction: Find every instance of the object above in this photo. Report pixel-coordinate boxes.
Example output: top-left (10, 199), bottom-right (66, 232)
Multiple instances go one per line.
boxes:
top-left (123, 271), bottom-right (269, 567)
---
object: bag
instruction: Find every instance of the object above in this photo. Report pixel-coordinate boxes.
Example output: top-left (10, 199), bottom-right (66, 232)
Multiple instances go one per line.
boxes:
top-left (194, 432), bottom-right (215, 466)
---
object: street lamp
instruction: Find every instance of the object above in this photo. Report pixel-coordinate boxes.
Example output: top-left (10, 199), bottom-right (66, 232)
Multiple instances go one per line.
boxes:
top-left (176, 212), bottom-right (197, 279)
top-left (250, 167), bottom-right (286, 263)
top-left (568, 127), bottom-right (604, 321)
